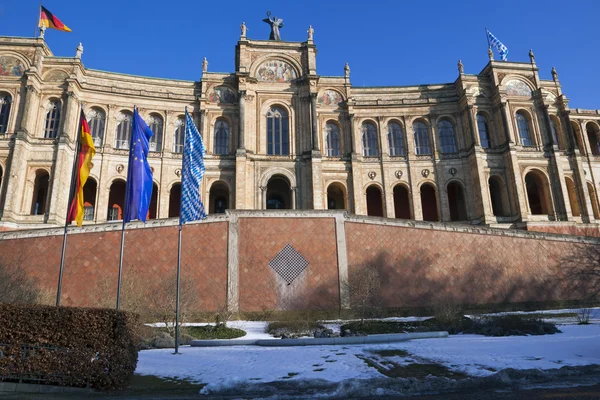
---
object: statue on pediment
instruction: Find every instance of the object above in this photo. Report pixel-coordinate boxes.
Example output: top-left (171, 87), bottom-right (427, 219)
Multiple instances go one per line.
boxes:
top-left (263, 11), bottom-right (283, 41)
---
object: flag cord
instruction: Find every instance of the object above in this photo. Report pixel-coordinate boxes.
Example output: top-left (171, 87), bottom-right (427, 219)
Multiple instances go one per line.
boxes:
top-left (56, 105), bottom-right (84, 307)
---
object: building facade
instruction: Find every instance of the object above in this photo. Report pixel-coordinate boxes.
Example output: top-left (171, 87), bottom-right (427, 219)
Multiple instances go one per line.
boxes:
top-left (0, 28), bottom-right (599, 231)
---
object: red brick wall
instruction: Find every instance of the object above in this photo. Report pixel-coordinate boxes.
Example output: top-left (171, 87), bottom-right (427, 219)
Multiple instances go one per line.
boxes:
top-left (237, 218), bottom-right (339, 312)
top-left (0, 222), bottom-right (228, 311)
top-left (525, 224), bottom-right (600, 238)
top-left (345, 222), bottom-right (587, 308)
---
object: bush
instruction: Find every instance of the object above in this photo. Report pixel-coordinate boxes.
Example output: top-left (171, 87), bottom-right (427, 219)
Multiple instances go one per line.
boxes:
top-left (151, 331), bottom-right (175, 348)
top-left (0, 256), bottom-right (42, 304)
top-left (186, 325), bottom-right (246, 340)
top-left (266, 320), bottom-right (323, 338)
top-left (467, 315), bottom-right (560, 336)
top-left (0, 303), bottom-right (139, 390)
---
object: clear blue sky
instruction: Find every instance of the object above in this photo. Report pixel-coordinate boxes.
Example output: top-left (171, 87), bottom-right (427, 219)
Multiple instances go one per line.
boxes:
top-left (2, 1), bottom-right (599, 108)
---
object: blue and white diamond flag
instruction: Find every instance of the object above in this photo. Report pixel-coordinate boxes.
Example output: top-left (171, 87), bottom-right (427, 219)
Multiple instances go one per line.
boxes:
top-left (487, 29), bottom-right (509, 61)
top-left (180, 109), bottom-right (207, 224)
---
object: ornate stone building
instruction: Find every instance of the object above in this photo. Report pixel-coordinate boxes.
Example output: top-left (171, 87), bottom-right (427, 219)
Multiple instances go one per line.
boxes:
top-left (0, 27), bottom-right (599, 232)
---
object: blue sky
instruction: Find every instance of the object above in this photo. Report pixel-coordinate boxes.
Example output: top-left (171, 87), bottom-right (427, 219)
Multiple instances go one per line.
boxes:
top-left (2, 1), bottom-right (599, 108)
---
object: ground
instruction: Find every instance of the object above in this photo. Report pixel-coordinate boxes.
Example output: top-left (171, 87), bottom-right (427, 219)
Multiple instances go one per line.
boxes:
top-left (132, 311), bottom-right (600, 398)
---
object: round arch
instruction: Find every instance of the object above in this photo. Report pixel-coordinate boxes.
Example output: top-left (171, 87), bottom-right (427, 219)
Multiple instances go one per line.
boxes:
top-left (249, 54), bottom-right (302, 80)
top-left (446, 180), bottom-right (468, 221)
top-left (585, 121), bottom-right (600, 155)
top-left (419, 181), bottom-right (439, 222)
top-left (488, 175), bottom-right (509, 217)
top-left (587, 182), bottom-right (600, 219)
top-left (564, 176), bottom-right (581, 217)
top-left (266, 174), bottom-right (292, 210)
top-left (326, 181), bottom-right (347, 210)
top-left (523, 169), bottom-right (553, 216)
top-left (260, 166), bottom-right (297, 189)
top-left (208, 180), bottom-right (230, 214)
top-left (392, 182), bottom-right (411, 219)
top-left (365, 184), bottom-right (384, 217)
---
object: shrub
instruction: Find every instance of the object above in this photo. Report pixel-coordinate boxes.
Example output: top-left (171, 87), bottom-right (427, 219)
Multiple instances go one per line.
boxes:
top-left (467, 315), bottom-right (560, 336)
top-left (151, 331), bottom-right (175, 348)
top-left (0, 256), bottom-right (41, 304)
top-left (186, 325), bottom-right (246, 340)
top-left (266, 319), bottom-right (323, 338)
top-left (0, 303), bottom-right (139, 390)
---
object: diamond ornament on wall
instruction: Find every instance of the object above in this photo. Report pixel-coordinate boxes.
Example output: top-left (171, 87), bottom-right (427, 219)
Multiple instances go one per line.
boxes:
top-left (269, 244), bottom-right (309, 285)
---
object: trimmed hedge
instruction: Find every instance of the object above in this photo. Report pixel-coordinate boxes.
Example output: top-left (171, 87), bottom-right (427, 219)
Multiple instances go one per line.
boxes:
top-left (0, 303), bottom-right (139, 390)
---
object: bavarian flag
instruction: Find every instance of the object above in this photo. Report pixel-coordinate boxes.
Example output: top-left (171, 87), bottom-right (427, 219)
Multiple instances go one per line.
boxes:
top-left (68, 110), bottom-right (96, 226)
top-left (39, 6), bottom-right (72, 32)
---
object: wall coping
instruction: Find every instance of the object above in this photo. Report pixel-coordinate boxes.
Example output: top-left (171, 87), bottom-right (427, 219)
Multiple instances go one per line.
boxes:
top-left (1, 210), bottom-right (599, 244)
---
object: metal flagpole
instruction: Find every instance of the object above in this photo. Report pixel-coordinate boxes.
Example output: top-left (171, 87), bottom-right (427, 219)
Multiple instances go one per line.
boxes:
top-left (117, 106), bottom-right (135, 310)
top-left (173, 107), bottom-right (188, 355)
top-left (485, 28), bottom-right (491, 50)
top-left (35, 3), bottom-right (41, 38)
top-left (56, 105), bottom-right (84, 307)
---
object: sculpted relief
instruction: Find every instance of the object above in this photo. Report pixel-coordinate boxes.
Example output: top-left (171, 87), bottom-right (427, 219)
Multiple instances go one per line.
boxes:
top-left (0, 55), bottom-right (25, 77)
top-left (255, 60), bottom-right (297, 82)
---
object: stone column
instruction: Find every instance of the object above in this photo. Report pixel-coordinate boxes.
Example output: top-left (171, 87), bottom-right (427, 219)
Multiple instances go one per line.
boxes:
top-left (500, 100), bottom-right (515, 144)
top-left (291, 186), bottom-right (297, 209)
top-left (238, 90), bottom-right (246, 149)
top-left (20, 84), bottom-right (41, 135)
top-left (260, 186), bottom-right (267, 209)
top-left (468, 105), bottom-right (479, 147)
top-left (310, 93), bottom-right (319, 151)
top-left (226, 212), bottom-right (240, 312)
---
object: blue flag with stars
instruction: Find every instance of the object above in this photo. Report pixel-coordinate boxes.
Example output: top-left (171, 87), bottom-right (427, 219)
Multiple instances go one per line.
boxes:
top-left (124, 107), bottom-right (154, 223)
top-left (180, 109), bottom-right (207, 224)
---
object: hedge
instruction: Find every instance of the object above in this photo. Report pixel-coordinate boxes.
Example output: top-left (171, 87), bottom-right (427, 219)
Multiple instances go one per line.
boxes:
top-left (0, 303), bottom-right (139, 390)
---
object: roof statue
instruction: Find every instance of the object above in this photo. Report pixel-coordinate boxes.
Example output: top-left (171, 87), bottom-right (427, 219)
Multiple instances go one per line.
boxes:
top-left (263, 11), bottom-right (283, 41)
top-left (202, 57), bottom-right (208, 73)
top-left (240, 22), bottom-right (247, 38)
top-left (307, 25), bottom-right (314, 41)
top-left (75, 42), bottom-right (83, 59)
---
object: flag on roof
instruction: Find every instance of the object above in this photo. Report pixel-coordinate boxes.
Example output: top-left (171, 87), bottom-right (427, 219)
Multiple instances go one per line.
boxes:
top-left (486, 29), bottom-right (508, 61)
top-left (39, 6), bottom-right (72, 32)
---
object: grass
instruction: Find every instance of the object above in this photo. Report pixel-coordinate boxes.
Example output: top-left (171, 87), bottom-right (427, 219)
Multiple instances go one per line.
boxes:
top-left (186, 325), bottom-right (246, 340)
top-left (370, 349), bottom-right (409, 357)
top-left (119, 374), bottom-right (205, 395)
top-left (357, 355), bottom-right (466, 380)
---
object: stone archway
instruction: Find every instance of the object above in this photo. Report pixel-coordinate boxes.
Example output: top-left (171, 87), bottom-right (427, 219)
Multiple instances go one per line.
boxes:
top-left (169, 183), bottom-right (181, 218)
top-left (447, 181), bottom-right (467, 221)
top-left (83, 178), bottom-right (97, 221)
top-left (31, 170), bottom-right (50, 215)
top-left (107, 180), bottom-right (126, 221)
top-left (524, 170), bottom-right (552, 216)
top-left (266, 175), bottom-right (292, 209)
top-left (565, 177), bottom-right (581, 217)
top-left (489, 176), bottom-right (508, 217)
top-left (366, 185), bottom-right (384, 217)
top-left (327, 182), bottom-right (346, 210)
top-left (209, 181), bottom-right (229, 214)
top-left (420, 183), bottom-right (439, 221)
top-left (393, 185), bottom-right (411, 219)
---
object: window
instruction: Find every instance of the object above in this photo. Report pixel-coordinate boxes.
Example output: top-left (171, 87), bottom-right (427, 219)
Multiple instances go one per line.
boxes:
top-left (477, 114), bottom-right (490, 148)
top-left (148, 114), bottom-right (163, 152)
top-left (362, 122), bottom-right (378, 156)
top-left (0, 94), bottom-right (12, 134)
top-left (115, 111), bottom-right (132, 150)
top-left (550, 118), bottom-right (560, 147)
top-left (388, 122), bottom-right (404, 156)
top-left (44, 100), bottom-right (61, 138)
top-left (83, 205), bottom-right (94, 221)
top-left (413, 121), bottom-right (431, 155)
top-left (516, 112), bottom-right (533, 146)
top-left (325, 122), bottom-right (340, 157)
top-left (438, 119), bottom-right (457, 153)
top-left (213, 119), bottom-right (229, 155)
top-left (87, 108), bottom-right (105, 147)
top-left (108, 207), bottom-right (119, 221)
top-left (173, 118), bottom-right (185, 153)
top-left (266, 107), bottom-right (289, 155)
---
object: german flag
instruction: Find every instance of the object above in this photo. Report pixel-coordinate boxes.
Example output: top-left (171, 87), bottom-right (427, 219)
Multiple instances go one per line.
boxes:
top-left (67, 110), bottom-right (96, 226)
top-left (39, 6), bottom-right (72, 32)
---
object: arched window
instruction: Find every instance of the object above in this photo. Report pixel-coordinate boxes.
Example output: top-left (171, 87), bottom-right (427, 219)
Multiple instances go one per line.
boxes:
top-left (361, 122), bottom-right (378, 156)
top-left (388, 122), bottom-right (404, 156)
top-left (115, 111), bottom-right (133, 150)
top-left (550, 118), bottom-right (560, 147)
top-left (44, 100), bottom-right (61, 139)
top-left (476, 114), bottom-right (490, 148)
top-left (87, 107), bottom-right (105, 147)
top-left (413, 121), bottom-right (431, 155)
top-left (0, 94), bottom-right (12, 134)
top-left (266, 107), bottom-right (289, 155)
top-left (173, 117), bottom-right (185, 153)
top-left (213, 119), bottom-right (229, 155)
top-left (516, 112), bottom-right (533, 146)
top-left (147, 114), bottom-right (163, 152)
top-left (586, 123), bottom-right (600, 156)
top-left (325, 122), bottom-right (340, 157)
top-left (438, 119), bottom-right (457, 153)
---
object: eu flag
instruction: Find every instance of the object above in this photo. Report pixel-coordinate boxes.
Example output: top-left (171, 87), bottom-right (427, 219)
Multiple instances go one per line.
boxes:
top-left (124, 107), bottom-right (153, 223)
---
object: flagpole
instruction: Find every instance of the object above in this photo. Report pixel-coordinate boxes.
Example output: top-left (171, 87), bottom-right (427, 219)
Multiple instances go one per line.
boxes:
top-left (485, 28), bottom-right (491, 49)
top-left (56, 105), bottom-right (84, 307)
top-left (173, 107), bottom-right (188, 355)
top-left (35, 3), bottom-right (41, 38)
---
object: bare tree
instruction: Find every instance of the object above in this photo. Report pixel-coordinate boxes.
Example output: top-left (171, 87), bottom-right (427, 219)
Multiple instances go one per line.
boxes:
top-left (347, 264), bottom-right (384, 322)
top-left (0, 255), bottom-right (40, 304)
top-left (561, 244), bottom-right (600, 323)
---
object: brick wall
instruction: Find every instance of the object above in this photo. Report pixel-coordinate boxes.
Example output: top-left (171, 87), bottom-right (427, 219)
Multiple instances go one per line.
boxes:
top-left (0, 212), bottom-right (597, 313)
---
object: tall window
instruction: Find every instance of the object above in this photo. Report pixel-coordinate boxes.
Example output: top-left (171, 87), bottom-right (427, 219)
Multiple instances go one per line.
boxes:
top-left (388, 122), bottom-right (404, 156)
top-left (325, 122), bottom-right (340, 157)
top-left (476, 114), bottom-right (490, 148)
top-left (266, 107), bottom-right (289, 155)
top-left (115, 111), bottom-right (132, 150)
top-left (362, 122), bottom-right (378, 156)
top-left (148, 114), bottom-right (163, 152)
top-left (550, 118), bottom-right (560, 147)
top-left (516, 111), bottom-right (533, 146)
top-left (87, 107), bottom-right (105, 147)
top-left (213, 119), bottom-right (229, 155)
top-left (173, 118), bottom-right (185, 153)
top-left (438, 119), bottom-right (457, 153)
top-left (44, 100), bottom-right (61, 139)
top-left (413, 121), bottom-right (431, 155)
top-left (0, 94), bottom-right (12, 134)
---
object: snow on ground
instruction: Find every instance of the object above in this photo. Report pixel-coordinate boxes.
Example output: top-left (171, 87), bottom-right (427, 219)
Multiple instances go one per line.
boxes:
top-left (135, 323), bottom-right (600, 392)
